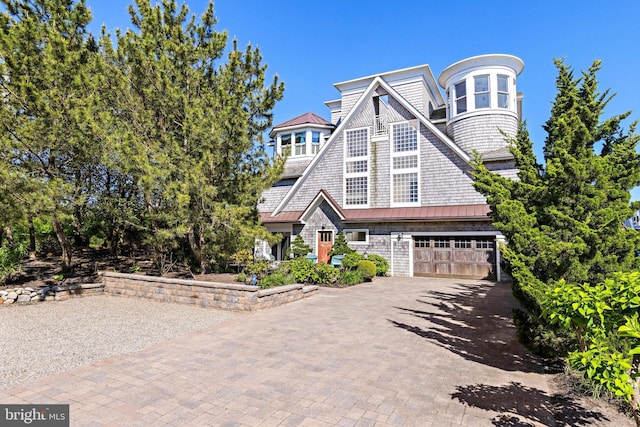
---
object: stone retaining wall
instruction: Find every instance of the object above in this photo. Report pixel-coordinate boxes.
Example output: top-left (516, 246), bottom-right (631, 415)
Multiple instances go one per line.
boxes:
top-left (100, 271), bottom-right (318, 312)
top-left (1, 283), bottom-right (105, 304)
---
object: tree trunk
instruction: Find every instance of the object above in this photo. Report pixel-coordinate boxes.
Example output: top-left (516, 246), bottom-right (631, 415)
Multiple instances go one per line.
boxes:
top-left (52, 214), bottom-right (72, 271)
top-left (28, 216), bottom-right (36, 257)
top-left (4, 226), bottom-right (14, 248)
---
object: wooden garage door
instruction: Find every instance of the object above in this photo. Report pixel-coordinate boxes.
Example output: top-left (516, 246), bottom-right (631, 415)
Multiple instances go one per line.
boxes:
top-left (413, 236), bottom-right (495, 279)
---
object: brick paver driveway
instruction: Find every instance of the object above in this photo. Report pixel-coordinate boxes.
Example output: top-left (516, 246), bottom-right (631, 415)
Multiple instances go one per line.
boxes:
top-left (0, 277), bottom-right (618, 426)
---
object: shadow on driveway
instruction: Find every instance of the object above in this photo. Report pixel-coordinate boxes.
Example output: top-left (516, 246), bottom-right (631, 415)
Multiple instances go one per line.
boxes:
top-left (452, 381), bottom-right (609, 426)
top-left (389, 281), bottom-right (541, 373)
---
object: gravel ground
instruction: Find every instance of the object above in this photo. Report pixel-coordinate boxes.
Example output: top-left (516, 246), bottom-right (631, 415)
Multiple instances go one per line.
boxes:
top-left (0, 296), bottom-right (240, 391)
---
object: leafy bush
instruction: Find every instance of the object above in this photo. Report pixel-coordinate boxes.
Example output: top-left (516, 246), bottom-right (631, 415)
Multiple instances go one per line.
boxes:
top-left (244, 260), bottom-right (270, 282)
top-left (357, 260), bottom-right (376, 280)
top-left (282, 257), bottom-right (338, 284)
top-left (329, 231), bottom-right (355, 257)
top-left (339, 270), bottom-right (363, 286)
top-left (235, 272), bottom-right (247, 283)
top-left (0, 243), bottom-right (27, 283)
top-left (260, 271), bottom-right (294, 289)
top-left (366, 254), bottom-right (389, 276)
top-left (341, 252), bottom-right (364, 270)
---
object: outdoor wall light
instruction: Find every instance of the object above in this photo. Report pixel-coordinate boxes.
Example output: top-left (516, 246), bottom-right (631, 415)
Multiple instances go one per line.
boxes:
top-left (397, 233), bottom-right (404, 242)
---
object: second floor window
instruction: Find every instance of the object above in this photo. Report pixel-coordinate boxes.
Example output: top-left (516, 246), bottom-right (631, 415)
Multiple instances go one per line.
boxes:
top-left (281, 133), bottom-right (291, 156)
top-left (345, 128), bottom-right (369, 206)
top-left (497, 75), bottom-right (509, 108)
top-left (391, 121), bottom-right (419, 205)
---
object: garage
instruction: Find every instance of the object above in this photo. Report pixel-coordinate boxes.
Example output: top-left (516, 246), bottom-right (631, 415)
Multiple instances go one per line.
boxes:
top-left (413, 236), bottom-right (496, 279)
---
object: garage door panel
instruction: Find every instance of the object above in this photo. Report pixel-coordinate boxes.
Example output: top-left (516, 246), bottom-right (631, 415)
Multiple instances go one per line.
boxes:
top-left (413, 236), bottom-right (496, 279)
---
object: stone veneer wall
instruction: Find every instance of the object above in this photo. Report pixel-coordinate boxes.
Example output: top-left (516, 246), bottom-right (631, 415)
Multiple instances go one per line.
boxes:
top-left (1, 283), bottom-right (104, 304)
top-left (100, 272), bottom-right (317, 312)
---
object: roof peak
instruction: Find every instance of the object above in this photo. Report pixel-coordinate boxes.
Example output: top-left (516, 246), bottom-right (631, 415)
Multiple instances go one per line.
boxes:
top-left (272, 112), bottom-right (334, 131)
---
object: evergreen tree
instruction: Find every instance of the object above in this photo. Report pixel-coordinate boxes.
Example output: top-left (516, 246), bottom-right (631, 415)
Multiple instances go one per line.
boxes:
top-left (102, 0), bottom-right (284, 273)
top-left (473, 59), bottom-right (640, 308)
top-left (0, 0), bottom-right (104, 270)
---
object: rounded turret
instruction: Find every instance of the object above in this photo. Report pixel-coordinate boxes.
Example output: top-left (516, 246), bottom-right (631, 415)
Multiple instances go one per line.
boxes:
top-left (438, 54), bottom-right (524, 155)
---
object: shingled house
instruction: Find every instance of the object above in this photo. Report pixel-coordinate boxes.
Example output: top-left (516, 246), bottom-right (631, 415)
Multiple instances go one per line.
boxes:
top-left (257, 54), bottom-right (524, 280)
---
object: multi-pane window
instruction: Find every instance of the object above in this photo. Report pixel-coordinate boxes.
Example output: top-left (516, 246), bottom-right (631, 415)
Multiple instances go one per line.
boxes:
top-left (454, 239), bottom-right (472, 248)
top-left (295, 132), bottom-right (306, 156)
top-left (454, 80), bottom-right (467, 114)
top-left (414, 237), bottom-right (430, 248)
top-left (393, 173), bottom-right (418, 204)
top-left (434, 238), bottom-right (450, 248)
top-left (497, 75), bottom-right (509, 109)
top-left (476, 238), bottom-right (494, 249)
top-left (311, 131), bottom-right (321, 154)
top-left (345, 128), bottom-right (369, 206)
top-left (391, 121), bottom-right (419, 205)
top-left (345, 177), bottom-right (368, 205)
top-left (474, 75), bottom-right (490, 109)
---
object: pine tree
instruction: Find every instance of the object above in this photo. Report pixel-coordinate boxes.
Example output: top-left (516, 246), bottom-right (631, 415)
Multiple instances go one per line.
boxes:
top-left (0, 0), bottom-right (104, 270)
top-left (473, 59), bottom-right (640, 308)
top-left (102, 0), bottom-right (284, 273)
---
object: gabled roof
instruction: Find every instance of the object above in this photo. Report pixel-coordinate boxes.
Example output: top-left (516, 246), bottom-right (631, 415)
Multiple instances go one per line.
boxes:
top-left (271, 75), bottom-right (472, 216)
top-left (299, 190), bottom-right (345, 223)
top-left (270, 112), bottom-right (334, 137)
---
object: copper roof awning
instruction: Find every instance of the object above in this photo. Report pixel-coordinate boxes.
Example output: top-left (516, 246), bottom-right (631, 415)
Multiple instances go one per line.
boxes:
top-left (260, 204), bottom-right (490, 224)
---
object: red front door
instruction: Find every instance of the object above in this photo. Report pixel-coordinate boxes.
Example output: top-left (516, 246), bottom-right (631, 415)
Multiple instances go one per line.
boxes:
top-left (318, 231), bottom-right (333, 264)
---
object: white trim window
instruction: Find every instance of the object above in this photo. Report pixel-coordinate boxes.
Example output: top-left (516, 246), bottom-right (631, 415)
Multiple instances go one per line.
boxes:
top-left (295, 132), bottom-right (306, 156)
top-left (390, 121), bottom-right (420, 206)
top-left (345, 229), bottom-right (369, 244)
top-left (311, 131), bottom-right (321, 154)
top-left (497, 75), bottom-right (509, 109)
top-left (344, 127), bottom-right (369, 207)
top-left (474, 75), bottom-right (490, 109)
top-left (454, 80), bottom-right (467, 114)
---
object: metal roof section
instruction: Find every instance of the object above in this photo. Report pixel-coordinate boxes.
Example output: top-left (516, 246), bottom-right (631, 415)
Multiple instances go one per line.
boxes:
top-left (270, 112), bottom-right (334, 137)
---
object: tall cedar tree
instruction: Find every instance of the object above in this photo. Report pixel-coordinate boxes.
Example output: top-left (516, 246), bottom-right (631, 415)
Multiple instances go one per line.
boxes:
top-left (101, 0), bottom-right (284, 273)
top-left (473, 59), bottom-right (640, 309)
top-left (0, 0), bottom-right (103, 270)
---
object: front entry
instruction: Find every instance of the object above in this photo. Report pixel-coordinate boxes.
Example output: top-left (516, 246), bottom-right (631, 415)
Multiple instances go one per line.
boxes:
top-left (317, 231), bottom-right (333, 264)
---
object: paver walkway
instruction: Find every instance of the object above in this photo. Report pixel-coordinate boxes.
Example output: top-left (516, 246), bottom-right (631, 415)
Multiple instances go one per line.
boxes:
top-left (0, 277), bottom-right (619, 426)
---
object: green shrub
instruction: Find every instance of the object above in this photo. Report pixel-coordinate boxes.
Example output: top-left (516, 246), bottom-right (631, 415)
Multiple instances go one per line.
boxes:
top-left (0, 243), bottom-right (27, 283)
top-left (286, 235), bottom-right (312, 258)
top-left (341, 252), bottom-right (364, 270)
top-left (235, 272), bottom-right (247, 283)
top-left (339, 270), bottom-right (363, 286)
top-left (357, 260), bottom-right (377, 280)
top-left (366, 254), bottom-right (389, 276)
top-left (283, 257), bottom-right (338, 284)
top-left (329, 231), bottom-right (355, 257)
top-left (244, 260), bottom-right (270, 281)
top-left (315, 262), bottom-right (338, 285)
top-left (260, 271), bottom-right (294, 289)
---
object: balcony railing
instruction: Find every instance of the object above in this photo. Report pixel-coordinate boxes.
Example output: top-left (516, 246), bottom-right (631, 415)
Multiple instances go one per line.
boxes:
top-left (373, 114), bottom-right (388, 136)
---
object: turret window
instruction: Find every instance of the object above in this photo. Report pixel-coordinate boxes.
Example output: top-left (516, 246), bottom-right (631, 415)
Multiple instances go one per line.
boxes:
top-left (497, 75), bottom-right (509, 108)
top-left (474, 75), bottom-right (490, 109)
top-left (295, 132), bottom-right (306, 155)
top-left (311, 131), bottom-right (320, 154)
top-left (454, 81), bottom-right (467, 114)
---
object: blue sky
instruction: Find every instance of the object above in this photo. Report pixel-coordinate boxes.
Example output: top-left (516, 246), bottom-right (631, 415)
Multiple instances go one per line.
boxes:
top-left (87, 0), bottom-right (640, 199)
